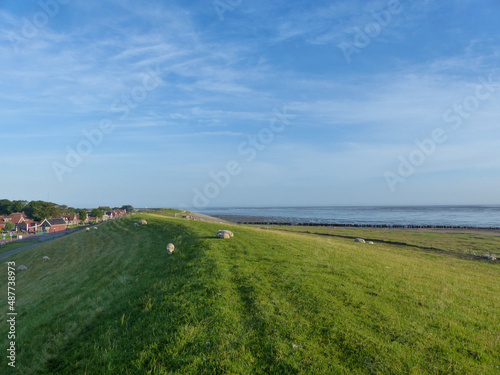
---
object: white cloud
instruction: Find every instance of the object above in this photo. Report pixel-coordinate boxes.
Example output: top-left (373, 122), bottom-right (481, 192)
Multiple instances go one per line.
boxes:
top-left (1, 0), bottom-right (499, 206)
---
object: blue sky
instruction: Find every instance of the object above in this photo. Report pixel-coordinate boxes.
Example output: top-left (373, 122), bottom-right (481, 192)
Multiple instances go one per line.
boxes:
top-left (1, 0), bottom-right (499, 209)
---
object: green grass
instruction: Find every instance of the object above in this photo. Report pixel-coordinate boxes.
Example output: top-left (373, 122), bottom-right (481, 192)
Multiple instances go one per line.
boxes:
top-left (0, 215), bottom-right (499, 374)
top-left (0, 241), bottom-right (38, 255)
top-left (68, 224), bottom-right (85, 230)
top-left (268, 225), bottom-right (500, 259)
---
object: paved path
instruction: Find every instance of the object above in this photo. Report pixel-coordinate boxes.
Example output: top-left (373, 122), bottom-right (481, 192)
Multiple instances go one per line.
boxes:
top-left (0, 242), bottom-right (46, 260)
top-left (147, 212), bottom-right (234, 225)
top-left (185, 212), bottom-right (235, 225)
top-left (0, 227), bottom-right (87, 260)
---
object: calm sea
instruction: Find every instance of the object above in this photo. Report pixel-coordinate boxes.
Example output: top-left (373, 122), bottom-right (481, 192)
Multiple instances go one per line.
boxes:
top-left (200, 206), bottom-right (500, 228)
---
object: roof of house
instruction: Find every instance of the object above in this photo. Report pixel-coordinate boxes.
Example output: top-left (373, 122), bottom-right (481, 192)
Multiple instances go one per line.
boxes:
top-left (8, 212), bottom-right (25, 218)
top-left (9, 216), bottom-right (25, 224)
top-left (42, 218), bottom-right (67, 226)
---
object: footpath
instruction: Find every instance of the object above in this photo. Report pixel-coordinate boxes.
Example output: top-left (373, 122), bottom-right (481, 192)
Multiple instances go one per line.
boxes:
top-left (0, 227), bottom-right (87, 260)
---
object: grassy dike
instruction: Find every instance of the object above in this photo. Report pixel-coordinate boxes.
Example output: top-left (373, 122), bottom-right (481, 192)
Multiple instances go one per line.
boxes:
top-left (1, 214), bottom-right (499, 374)
top-left (1, 242), bottom-right (39, 256)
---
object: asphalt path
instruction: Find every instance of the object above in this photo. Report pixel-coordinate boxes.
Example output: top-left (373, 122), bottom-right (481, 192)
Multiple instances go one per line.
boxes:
top-left (0, 227), bottom-right (87, 260)
top-left (147, 212), bottom-right (234, 225)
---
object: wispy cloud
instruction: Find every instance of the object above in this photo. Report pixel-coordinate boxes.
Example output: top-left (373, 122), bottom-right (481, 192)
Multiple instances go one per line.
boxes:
top-left (1, 0), bottom-right (499, 206)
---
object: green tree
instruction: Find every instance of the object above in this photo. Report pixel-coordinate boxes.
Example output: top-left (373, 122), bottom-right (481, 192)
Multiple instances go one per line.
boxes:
top-left (77, 209), bottom-right (87, 223)
top-left (11, 200), bottom-right (28, 213)
top-left (121, 205), bottom-right (134, 213)
top-left (24, 201), bottom-right (61, 221)
top-left (4, 221), bottom-right (15, 232)
top-left (91, 209), bottom-right (104, 219)
top-left (0, 199), bottom-right (13, 215)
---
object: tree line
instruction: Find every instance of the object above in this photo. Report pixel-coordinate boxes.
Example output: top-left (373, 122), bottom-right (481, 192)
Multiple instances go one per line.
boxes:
top-left (0, 199), bottom-right (134, 222)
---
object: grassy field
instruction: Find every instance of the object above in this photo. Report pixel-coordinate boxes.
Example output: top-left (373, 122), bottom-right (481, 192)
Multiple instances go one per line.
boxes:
top-left (0, 215), bottom-right (499, 374)
top-left (268, 226), bottom-right (500, 260)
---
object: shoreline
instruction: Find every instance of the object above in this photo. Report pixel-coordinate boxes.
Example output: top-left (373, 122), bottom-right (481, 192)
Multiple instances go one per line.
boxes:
top-left (209, 214), bottom-right (500, 236)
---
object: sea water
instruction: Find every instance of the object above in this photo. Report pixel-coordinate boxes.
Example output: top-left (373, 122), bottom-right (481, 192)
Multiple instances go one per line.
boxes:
top-left (200, 205), bottom-right (500, 228)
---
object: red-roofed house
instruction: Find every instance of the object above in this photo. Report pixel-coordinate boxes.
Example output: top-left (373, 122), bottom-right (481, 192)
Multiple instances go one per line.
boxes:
top-left (8, 213), bottom-right (26, 225)
top-left (16, 220), bottom-right (38, 233)
top-left (40, 218), bottom-right (67, 233)
top-left (62, 214), bottom-right (80, 225)
top-left (0, 217), bottom-right (8, 231)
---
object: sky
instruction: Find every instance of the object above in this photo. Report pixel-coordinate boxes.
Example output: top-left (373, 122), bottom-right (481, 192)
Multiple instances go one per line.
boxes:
top-left (1, 0), bottom-right (499, 209)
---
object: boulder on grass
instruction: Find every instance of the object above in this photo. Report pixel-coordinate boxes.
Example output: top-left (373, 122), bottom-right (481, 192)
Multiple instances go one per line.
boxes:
top-left (166, 243), bottom-right (175, 254)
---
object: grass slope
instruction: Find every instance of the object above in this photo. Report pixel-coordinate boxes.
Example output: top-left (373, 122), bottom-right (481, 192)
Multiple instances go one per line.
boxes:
top-left (269, 226), bottom-right (500, 259)
top-left (1, 215), bottom-right (499, 374)
top-left (1, 241), bottom-right (39, 256)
